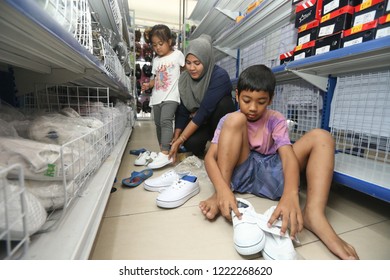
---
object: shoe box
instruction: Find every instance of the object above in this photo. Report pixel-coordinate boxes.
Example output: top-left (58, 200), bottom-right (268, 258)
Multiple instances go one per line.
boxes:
top-left (386, 0), bottom-right (390, 14)
top-left (297, 19), bottom-right (320, 45)
top-left (280, 50), bottom-right (294, 65)
top-left (376, 14), bottom-right (390, 38)
top-left (342, 19), bottom-right (378, 47)
top-left (322, 0), bottom-right (362, 15)
top-left (294, 40), bottom-right (316, 60)
top-left (318, 5), bottom-right (355, 38)
top-left (295, 0), bottom-right (324, 27)
top-left (352, 0), bottom-right (386, 26)
top-left (315, 31), bottom-right (343, 54)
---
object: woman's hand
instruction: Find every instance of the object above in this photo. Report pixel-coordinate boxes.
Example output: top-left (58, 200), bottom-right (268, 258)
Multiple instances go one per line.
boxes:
top-left (169, 138), bottom-right (182, 163)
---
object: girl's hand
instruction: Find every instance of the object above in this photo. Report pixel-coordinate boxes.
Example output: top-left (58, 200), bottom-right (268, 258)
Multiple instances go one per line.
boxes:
top-left (141, 83), bottom-right (149, 91)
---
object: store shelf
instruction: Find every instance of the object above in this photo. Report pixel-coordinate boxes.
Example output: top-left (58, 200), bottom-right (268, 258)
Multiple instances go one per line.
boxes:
top-left (0, 0), bottom-right (130, 97)
top-left (89, 0), bottom-right (123, 43)
top-left (334, 153), bottom-right (390, 203)
top-left (273, 36), bottom-right (390, 88)
top-left (189, 7), bottom-right (238, 40)
top-left (188, 0), bottom-right (218, 23)
top-left (23, 127), bottom-right (131, 259)
top-left (188, 0), bottom-right (254, 41)
top-left (214, 0), bottom-right (293, 49)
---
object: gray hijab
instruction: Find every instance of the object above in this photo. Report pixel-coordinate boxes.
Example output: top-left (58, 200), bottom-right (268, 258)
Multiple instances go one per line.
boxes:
top-left (179, 34), bottom-right (215, 112)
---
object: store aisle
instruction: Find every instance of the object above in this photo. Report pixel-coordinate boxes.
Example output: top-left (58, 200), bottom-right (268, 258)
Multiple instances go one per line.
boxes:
top-left (90, 120), bottom-right (390, 260)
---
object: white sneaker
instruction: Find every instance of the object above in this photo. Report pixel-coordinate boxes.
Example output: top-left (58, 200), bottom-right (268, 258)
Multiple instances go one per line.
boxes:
top-left (147, 152), bottom-right (173, 169)
top-left (156, 175), bottom-right (200, 208)
top-left (259, 206), bottom-right (298, 260)
top-left (134, 151), bottom-right (157, 166)
top-left (144, 169), bottom-right (189, 192)
top-left (232, 198), bottom-right (266, 256)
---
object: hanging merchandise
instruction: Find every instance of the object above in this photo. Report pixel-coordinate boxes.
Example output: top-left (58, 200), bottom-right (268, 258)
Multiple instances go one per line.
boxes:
top-left (136, 80), bottom-right (141, 95)
top-left (135, 29), bottom-right (141, 42)
top-left (143, 43), bottom-right (153, 62)
top-left (135, 63), bottom-right (142, 79)
top-left (135, 42), bottom-right (142, 60)
top-left (144, 27), bottom-right (152, 43)
top-left (142, 64), bottom-right (153, 77)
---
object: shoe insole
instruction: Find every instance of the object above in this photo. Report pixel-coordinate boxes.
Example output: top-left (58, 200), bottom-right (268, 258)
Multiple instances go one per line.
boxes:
top-left (182, 175), bottom-right (197, 182)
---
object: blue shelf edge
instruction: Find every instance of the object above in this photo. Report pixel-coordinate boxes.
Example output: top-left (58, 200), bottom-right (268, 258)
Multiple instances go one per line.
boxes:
top-left (287, 36), bottom-right (390, 70)
top-left (333, 172), bottom-right (390, 203)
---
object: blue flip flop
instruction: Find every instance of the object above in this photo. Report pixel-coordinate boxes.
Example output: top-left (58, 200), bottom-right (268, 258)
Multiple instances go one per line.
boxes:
top-left (130, 148), bottom-right (147, 155)
top-left (122, 169), bottom-right (153, 188)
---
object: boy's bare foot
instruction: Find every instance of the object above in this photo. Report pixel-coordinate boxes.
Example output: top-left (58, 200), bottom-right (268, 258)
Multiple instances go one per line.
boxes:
top-left (303, 209), bottom-right (359, 260)
top-left (199, 193), bottom-right (220, 220)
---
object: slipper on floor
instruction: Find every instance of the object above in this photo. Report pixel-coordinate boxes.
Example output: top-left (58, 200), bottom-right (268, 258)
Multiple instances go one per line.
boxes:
top-left (122, 169), bottom-right (153, 187)
top-left (130, 148), bottom-right (147, 155)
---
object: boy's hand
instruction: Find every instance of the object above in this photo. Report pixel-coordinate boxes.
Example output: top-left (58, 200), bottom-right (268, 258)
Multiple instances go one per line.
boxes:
top-left (267, 193), bottom-right (303, 239)
top-left (216, 189), bottom-right (241, 222)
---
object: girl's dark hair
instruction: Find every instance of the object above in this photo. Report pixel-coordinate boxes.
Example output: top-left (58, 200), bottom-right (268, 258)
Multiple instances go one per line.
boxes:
top-left (149, 24), bottom-right (175, 47)
top-left (237, 64), bottom-right (276, 99)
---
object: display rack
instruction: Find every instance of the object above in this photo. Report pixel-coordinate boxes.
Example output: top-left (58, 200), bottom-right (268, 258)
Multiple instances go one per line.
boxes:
top-left (0, 0), bottom-right (132, 97)
top-left (24, 128), bottom-right (130, 259)
top-left (0, 0), bottom-right (136, 259)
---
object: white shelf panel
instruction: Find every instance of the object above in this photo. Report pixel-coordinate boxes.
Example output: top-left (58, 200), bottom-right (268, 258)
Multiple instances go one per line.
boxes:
top-left (214, 0), bottom-right (293, 49)
top-left (23, 128), bottom-right (131, 259)
top-left (334, 153), bottom-right (390, 203)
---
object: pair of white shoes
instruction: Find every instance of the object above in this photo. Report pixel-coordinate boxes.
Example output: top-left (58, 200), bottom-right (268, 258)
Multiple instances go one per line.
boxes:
top-left (232, 198), bottom-right (298, 260)
top-left (134, 151), bottom-right (172, 169)
top-left (144, 169), bottom-right (200, 208)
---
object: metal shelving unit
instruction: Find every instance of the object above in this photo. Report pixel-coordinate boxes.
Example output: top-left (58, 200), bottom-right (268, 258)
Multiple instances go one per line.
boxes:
top-left (0, 0), bottom-right (131, 97)
top-left (0, 0), bottom-right (136, 259)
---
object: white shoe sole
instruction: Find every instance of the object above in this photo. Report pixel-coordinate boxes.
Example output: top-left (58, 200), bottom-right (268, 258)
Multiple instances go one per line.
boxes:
top-left (156, 186), bottom-right (200, 208)
top-left (234, 235), bottom-right (266, 256)
top-left (144, 184), bottom-right (169, 192)
top-left (147, 159), bottom-right (172, 169)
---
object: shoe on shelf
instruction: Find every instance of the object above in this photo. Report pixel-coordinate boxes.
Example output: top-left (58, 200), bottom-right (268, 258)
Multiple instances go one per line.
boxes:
top-left (134, 151), bottom-right (157, 166)
top-left (232, 198), bottom-right (266, 256)
top-left (147, 152), bottom-right (173, 169)
top-left (156, 175), bottom-right (200, 208)
top-left (144, 169), bottom-right (190, 192)
top-left (259, 206), bottom-right (298, 260)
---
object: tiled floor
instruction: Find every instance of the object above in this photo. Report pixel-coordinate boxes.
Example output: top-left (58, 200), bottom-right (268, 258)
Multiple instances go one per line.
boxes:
top-left (90, 120), bottom-right (390, 260)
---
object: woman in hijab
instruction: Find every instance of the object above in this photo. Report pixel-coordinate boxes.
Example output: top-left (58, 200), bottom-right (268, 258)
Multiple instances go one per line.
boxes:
top-left (169, 34), bottom-right (236, 161)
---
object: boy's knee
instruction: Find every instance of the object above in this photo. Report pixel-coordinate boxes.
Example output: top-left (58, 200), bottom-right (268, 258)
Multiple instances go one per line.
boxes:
top-left (225, 112), bottom-right (246, 128)
top-left (310, 129), bottom-right (335, 147)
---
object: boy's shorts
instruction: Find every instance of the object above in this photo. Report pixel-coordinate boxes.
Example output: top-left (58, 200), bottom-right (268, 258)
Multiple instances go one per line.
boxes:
top-left (231, 151), bottom-right (284, 200)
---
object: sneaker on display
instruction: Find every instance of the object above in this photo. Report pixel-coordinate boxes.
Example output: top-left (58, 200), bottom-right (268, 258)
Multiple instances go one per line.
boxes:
top-left (156, 175), bottom-right (200, 208)
top-left (232, 198), bottom-right (266, 256)
top-left (134, 151), bottom-right (157, 166)
top-left (144, 169), bottom-right (190, 192)
top-left (147, 152), bottom-right (173, 169)
top-left (259, 206), bottom-right (298, 260)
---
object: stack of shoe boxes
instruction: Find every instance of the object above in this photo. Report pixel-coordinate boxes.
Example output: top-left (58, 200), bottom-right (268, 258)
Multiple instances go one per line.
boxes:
top-left (343, 0), bottom-right (386, 46)
top-left (315, 0), bottom-right (362, 54)
top-left (279, 0), bottom-right (389, 65)
top-left (376, 0), bottom-right (390, 39)
top-left (293, 0), bottom-right (324, 60)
